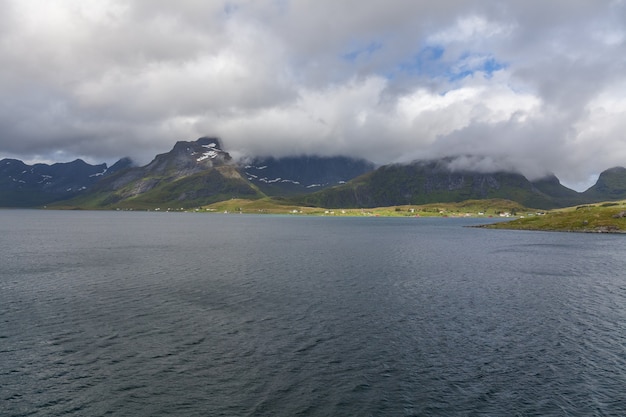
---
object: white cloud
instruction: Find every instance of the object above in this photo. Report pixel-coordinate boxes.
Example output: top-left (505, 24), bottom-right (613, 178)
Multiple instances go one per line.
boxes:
top-left (572, 85), bottom-right (626, 166)
top-left (428, 15), bottom-right (513, 45)
top-left (1, 0), bottom-right (625, 187)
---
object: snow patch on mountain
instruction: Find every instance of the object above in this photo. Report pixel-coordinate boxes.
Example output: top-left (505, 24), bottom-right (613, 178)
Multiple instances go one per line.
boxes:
top-left (195, 142), bottom-right (225, 162)
top-left (197, 150), bottom-right (218, 162)
top-left (89, 168), bottom-right (108, 177)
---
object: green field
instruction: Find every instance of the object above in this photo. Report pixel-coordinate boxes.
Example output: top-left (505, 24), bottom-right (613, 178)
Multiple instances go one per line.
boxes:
top-left (47, 194), bottom-right (626, 233)
top-left (198, 198), bottom-right (528, 218)
top-left (482, 201), bottom-right (626, 233)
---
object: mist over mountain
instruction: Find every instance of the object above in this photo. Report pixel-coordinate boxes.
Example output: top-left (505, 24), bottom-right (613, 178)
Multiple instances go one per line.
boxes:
top-left (2, 137), bottom-right (626, 210)
top-left (298, 159), bottom-right (583, 210)
top-left (301, 159), bottom-right (626, 210)
top-left (52, 137), bottom-right (374, 209)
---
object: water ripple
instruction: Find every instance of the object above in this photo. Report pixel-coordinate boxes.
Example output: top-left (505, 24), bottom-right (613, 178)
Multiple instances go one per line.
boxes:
top-left (1, 213), bottom-right (625, 416)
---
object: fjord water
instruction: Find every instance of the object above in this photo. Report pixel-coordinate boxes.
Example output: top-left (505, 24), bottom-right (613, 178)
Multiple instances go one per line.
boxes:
top-left (1, 211), bottom-right (625, 416)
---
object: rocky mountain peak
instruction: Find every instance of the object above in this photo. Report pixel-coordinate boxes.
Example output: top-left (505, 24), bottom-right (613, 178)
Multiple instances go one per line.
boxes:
top-left (196, 137), bottom-right (223, 148)
top-left (145, 137), bottom-right (232, 175)
top-left (108, 157), bottom-right (134, 173)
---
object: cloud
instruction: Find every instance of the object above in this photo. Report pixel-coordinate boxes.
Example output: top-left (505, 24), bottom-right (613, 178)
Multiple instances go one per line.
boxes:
top-left (427, 14), bottom-right (513, 44)
top-left (1, 0), bottom-right (625, 190)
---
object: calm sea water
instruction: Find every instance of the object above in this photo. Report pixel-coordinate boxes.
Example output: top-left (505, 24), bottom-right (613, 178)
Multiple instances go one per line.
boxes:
top-left (1, 210), bottom-right (625, 416)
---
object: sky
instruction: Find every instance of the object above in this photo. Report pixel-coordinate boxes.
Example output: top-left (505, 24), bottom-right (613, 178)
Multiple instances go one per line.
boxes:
top-left (1, 1), bottom-right (626, 190)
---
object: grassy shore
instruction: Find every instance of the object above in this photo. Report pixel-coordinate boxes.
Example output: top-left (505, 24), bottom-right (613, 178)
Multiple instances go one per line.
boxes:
top-left (48, 196), bottom-right (626, 233)
top-left (481, 200), bottom-right (626, 233)
top-left (198, 197), bottom-right (528, 218)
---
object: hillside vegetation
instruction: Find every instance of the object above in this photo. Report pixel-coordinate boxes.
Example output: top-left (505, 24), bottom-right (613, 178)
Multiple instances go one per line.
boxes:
top-left (482, 201), bottom-right (626, 233)
top-left (298, 161), bottom-right (579, 209)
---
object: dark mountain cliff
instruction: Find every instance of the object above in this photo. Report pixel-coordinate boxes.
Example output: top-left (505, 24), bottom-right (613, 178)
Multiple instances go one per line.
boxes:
top-left (243, 155), bottom-right (375, 196)
top-left (143, 137), bottom-right (232, 175)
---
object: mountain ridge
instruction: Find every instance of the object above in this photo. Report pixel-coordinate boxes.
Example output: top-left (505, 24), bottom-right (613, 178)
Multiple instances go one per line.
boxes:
top-left (243, 155), bottom-right (375, 196)
top-left (582, 167), bottom-right (626, 201)
top-left (295, 159), bottom-right (626, 210)
top-left (297, 161), bottom-right (573, 209)
top-left (2, 137), bottom-right (626, 209)
top-left (58, 137), bottom-right (260, 209)
top-left (0, 156), bottom-right (131, 207)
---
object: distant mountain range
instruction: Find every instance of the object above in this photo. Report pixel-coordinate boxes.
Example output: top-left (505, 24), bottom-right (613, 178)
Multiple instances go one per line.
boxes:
top-left (0, 157), bottom-right (132, 207)
top-left (19, 137), bottom-right (374, 209)
top-left (1, 137), bottom-right (625, 209)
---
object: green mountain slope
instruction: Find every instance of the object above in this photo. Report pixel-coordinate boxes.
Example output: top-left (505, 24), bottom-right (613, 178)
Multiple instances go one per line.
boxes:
top-left (56, 138), bottom-right (264, 209)
top-left (582, 167), bottom-right (626, 202)
top-left (298, 160), bottom-right (580, 210)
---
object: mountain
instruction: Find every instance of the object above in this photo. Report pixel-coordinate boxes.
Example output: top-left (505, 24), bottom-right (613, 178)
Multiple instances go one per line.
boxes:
top-left (51, 138), bottom-right (378, 210)
top-left (4, 136), bottom-right (626, 210)
top-left (242, 156), bottom-right (375, 196)
top-left (62, 137), bottom-right (263, 209)
top-left (529, 174), bottom-right (584, 207)
top-left (581, 167), bottom-right (626, 202)
top-left (0, 157), bottom-right (132, 207)
top-left (298, 159), bottom-right (585, 210)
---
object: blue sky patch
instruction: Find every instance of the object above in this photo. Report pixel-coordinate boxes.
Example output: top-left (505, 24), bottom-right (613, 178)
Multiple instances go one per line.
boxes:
top-left (390, 45), bottom-right (507, 82)
top-left (342, 41), bottom-right (383, 62)
top-left (395, 45), bottom-right (445, 77)
top-left (447, 54), bottom-right (507, 81)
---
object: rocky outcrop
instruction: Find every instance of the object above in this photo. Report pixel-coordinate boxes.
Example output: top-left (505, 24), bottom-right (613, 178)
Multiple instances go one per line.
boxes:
top-left (143, 137), bottom-right (232, 177)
